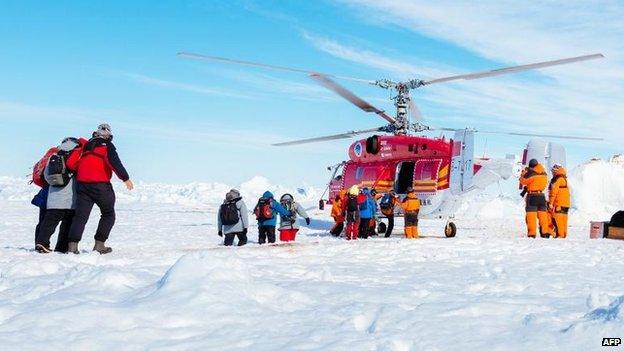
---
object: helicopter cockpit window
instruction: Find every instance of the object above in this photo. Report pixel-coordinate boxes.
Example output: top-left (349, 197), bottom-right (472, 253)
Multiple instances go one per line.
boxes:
top-left (355, 167), bottom-right (363, 180)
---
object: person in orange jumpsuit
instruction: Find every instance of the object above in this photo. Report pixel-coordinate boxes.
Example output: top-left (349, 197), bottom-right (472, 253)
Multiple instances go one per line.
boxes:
top-left (330, 190), bottom-right (347, 236)
top-left (519, 159), bottom-right (553, 238)
top-left (400, 187), bottom-right (420, 239)
top-left (548, 164), bottom-right (570, 238)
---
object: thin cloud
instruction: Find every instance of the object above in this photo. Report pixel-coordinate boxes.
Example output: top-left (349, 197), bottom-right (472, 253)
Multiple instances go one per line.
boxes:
top-left (121, 72), bottom-right (250, 99)
top-left (302, 23), bottom-right (621, 142)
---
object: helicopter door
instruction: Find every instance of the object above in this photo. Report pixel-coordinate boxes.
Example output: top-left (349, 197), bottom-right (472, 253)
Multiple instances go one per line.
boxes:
top-left (413, 159), bottom-right (442, 193)
top-left (395, 161), bottom-right (415, 194)
top-left (450, 129), bottom-right (474, 195)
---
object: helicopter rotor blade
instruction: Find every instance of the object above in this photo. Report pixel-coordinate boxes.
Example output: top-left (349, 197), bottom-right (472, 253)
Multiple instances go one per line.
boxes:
top-left (177, 52), bottom-right (376, 84)
top-left (428, 127), bottom-right (603, 141)
top-left (407, 94), bottom-right (422, 122)
top-left (273, 127), bottom-right (383, 146)
top-left (309, 73), bottom-right (396, 124)
top-left (422, 53), bottom-right (604, 86)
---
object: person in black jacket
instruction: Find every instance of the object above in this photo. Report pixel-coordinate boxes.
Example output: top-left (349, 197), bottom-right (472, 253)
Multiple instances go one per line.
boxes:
top-left (66, 123), bottom-right (133, 254)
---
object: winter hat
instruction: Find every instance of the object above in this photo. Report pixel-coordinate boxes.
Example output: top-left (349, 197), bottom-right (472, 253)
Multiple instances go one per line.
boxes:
top-left (94, 123), bottom-right (113, 139)
top-left (528, 159), bottom-right (539, 168)
top-left (280, 193), bottom-right (294, 203)
top-left (263, 191), bottom-right (274, 199)
top-left (225, 189), bottom-right (241, 201)
top-left (348, 185), bottom-right (359, 196)
top-left (58, 137), bottom-right (79, 152)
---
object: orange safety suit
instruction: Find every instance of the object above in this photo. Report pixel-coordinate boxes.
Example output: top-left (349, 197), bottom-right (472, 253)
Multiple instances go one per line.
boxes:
top-left (519, 163), bottom-right (553, 238)
top-left (330, 190), bottom-right (347, 236)
top-left (548, 167), bottom-right (570, 238)
top-left (400, 192), bottom-right (420, 239)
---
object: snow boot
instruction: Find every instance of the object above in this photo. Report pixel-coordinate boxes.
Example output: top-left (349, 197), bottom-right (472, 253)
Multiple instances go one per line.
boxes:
top-left (93, 240), bottom-right (112, 255)
top-left (35, 244), bottom-right (52, 253)
top-left (67, 242), bottom-right (80, 254)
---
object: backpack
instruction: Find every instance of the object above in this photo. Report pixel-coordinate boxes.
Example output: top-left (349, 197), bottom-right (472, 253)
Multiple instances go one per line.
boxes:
top-left (220, 200), bottom-right (240, 226)
top-left (46, 151), bottom-right (71, 187)
top-left (346, 195), bottom-right (358, 212)
top-left (255, 198), bottom-right (274, 221)
top-left (31, 147), bottom-right (59, 187)
top-left (358, 194), bottom-right (369, 211)
top-left (379, 194), bottom-right (394, 210)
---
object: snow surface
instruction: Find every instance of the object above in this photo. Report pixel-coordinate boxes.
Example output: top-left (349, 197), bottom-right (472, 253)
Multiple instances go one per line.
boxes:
top-left (1, 160), bottom-right (624, 350)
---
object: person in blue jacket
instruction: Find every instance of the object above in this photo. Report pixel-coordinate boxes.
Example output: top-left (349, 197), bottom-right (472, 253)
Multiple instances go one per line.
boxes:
top-left (253, 191), bottom-right (291, 244)
top-left (357, 187), bottom-right (377, 239)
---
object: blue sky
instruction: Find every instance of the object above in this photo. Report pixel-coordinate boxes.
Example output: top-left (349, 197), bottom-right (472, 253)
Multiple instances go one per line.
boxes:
top-left (0, 0), bottom-right (622, 187)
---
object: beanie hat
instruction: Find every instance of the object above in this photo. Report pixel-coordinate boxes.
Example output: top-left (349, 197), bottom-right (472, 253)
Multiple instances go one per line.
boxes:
top-left (58, 137), bottom-right (79, 152)
top-left (348, 185), bottom-right (359, 196)
top-left (94, 123), bottom-right (113, 139)
top-left (528, 159), bottom-right (539, 168)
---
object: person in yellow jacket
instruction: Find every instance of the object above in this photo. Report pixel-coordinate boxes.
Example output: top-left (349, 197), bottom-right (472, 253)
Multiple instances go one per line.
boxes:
top-left (400, 187), bottom-right (420, 239)
top-left (519, 159), bottom-right (553, 238)
top-left (548, 164), bottom-right (570, 238)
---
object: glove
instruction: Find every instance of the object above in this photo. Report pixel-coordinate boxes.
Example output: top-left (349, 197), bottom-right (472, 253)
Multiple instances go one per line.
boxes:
top-left (218, 230), bottom-right (223, 237)
top-left (305, 218), bottom-right (311, 225)
top-left (242, 228), bottom-right (248, 235)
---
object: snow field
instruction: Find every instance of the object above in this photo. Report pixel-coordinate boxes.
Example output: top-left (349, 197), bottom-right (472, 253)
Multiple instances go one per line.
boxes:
top-left (1, 158), bottom-right (623, 350)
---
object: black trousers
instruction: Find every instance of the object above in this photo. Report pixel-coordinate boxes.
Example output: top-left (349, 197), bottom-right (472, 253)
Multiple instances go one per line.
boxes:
top-left (68, 183), bottom-right (116, 243)
top-left (359, 218), bottom-right (371, 239)
top-left (258, 225), bottom-right (276, 244)
top-left (224, 232), bottom-right (248, 246)
top-left (35, 205), bottom-right (46, 242)
top-left (330, 222), bottom-right (344, 236)
top-left (384, 215), bottom-right (395, 238)
top-left (36, 209), bottom-right (74, 252)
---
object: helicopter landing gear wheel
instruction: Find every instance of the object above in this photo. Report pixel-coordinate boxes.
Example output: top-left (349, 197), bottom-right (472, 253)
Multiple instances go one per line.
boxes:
top-left (444, 222), bottom-right (457, 238)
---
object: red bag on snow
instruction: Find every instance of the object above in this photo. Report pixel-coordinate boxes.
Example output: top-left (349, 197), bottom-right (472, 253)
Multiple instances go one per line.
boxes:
top-left (31, 147), bottom-right (59, 187)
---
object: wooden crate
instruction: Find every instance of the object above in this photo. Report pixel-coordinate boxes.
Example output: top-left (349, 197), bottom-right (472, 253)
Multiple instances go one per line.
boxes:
top-left (607, 226), bottom-right (624, 240)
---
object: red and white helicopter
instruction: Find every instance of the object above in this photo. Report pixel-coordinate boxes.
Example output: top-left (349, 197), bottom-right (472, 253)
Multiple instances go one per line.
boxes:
top-left (179, 52), bottom-right (603, 236)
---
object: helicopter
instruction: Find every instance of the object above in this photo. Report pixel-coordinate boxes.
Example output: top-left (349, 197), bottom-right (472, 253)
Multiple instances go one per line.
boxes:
top-left (178, 51), bottom-right (603, 237)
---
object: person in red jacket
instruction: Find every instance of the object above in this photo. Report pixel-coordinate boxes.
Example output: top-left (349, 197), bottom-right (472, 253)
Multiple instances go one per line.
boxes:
top-left (66, 123), bottom-right (134, 254)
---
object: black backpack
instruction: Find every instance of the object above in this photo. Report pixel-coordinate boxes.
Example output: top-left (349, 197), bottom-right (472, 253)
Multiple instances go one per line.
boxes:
top-left (47, 151), bottom-right (70, 187)
top-left (220, 200), bottom-right (240, 225)
top-left (379, 194), bottom-right (394, 210)
top-left (346, 195), bottom-right (358, 212)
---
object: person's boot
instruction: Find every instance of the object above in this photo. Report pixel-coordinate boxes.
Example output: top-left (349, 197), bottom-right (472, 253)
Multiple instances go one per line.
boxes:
top-left (35, 244), bottom-right (52, 253)
top-left (93, 240), bottom-right (112, 254)
top-left (67, 242), bottom-right (80, 254)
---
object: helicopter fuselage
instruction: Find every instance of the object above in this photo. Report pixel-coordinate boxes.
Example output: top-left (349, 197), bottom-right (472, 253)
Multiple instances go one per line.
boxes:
top-left (329, 134), bottom-right (483, 218)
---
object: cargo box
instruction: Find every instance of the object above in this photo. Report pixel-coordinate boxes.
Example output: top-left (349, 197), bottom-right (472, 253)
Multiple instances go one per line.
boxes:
top-left (607, 226), bottom-right (624, 240)
top-left (590, 221), bottom-right (608, 239)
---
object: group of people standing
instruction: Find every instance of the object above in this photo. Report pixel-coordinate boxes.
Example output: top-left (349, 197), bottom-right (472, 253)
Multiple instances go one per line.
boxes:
top-left (520, 158), bottom-right (570, 238)
top-left (330, 185), bottom-right (421, 240)
top-left (217, 190), bottom-right (310, 246)
top-left (31, 124), bottom-right (133, 254)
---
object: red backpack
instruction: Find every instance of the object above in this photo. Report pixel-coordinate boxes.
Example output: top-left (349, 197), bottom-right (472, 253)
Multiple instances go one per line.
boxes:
top-left (31, 147), bottom-right (59, 187)
top-left (254, 198), bottom-right (274, 221)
